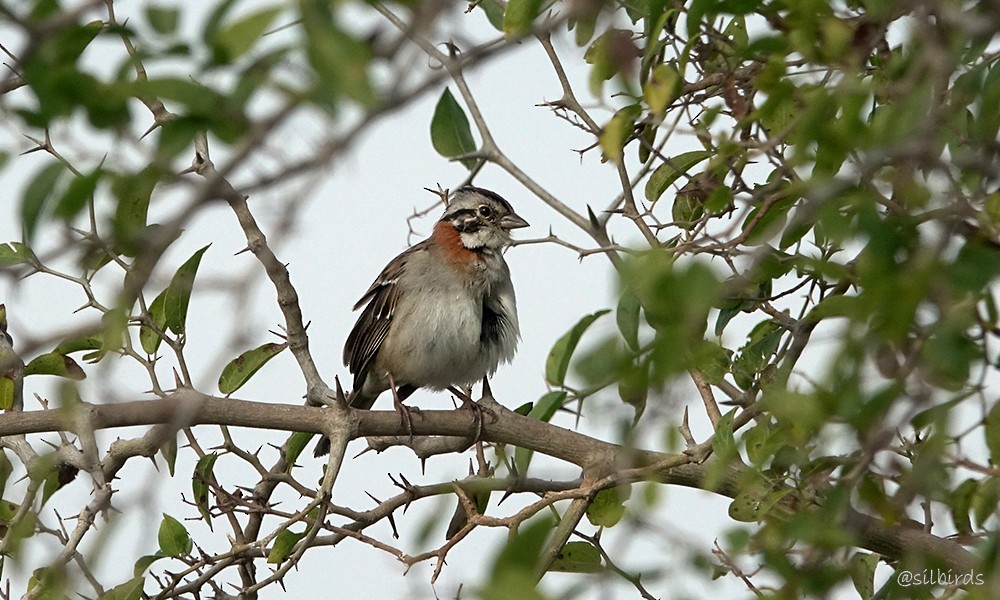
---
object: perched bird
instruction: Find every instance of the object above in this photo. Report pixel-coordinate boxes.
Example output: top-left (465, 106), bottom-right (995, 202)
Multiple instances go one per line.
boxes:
top-left (315, 187), bottom-right (528, 456)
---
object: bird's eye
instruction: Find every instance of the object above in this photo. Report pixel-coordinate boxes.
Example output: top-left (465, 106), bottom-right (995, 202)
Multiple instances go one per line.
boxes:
top-left (478, 205), bottom-right (494, 219)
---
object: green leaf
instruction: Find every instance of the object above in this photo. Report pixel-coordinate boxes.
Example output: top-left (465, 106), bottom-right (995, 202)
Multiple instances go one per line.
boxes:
top-left (586, 485), bottom-right (631, 527)
top-left (54, 167), bottom-right (100, 221)
top-left (268, 529), bottom-right (305, 564)
top-left (133, 553), bottom-right (166, 577)
top-left (157, 513), bottom-right (193, 557)
top-left (949, 479), bottom-right (977, 536)
top-left (145, 5), bottom-right (179, 35)
top-left (616, 291), bottom-right (641, 351)
top-left (100, 308), bottom-right (129, 355)
top-left (728, 487), bottom-right (765, 522)
top-left (447, 481), bottom-right (492, 539)
top-left (156, 118), bottom-right (199, 158)
top-left (514, 391), bottom-right (567, 474)
top-left (485, 517), bottom-right (552, 600)
top-left (548, 541), bottom-right (603, 573)
top-left (477, 0), bottom-right (505, 31)
top-left (513, 402), bottom-right (533, 416)
top-left (284, 431), bottom-right (314, 468)
top-left (672, 182), bottom-right (706, 226)
top-left (192, 452), bottom-right (219, 526)
top-left (210, 6), bottom-right (282, 64)
top-left (625, 258), bottom-right (721, 378)
top-left (686, 0), bottom-right (711, 38)
top-left (126, 79), bottom-right (217, 114)
top-left (645, 150), bottom-right (712, 202)
top-left (23, 353), bottom-right (86, 380)
top-left (41, 459), bottom-right (79, 504)
top-left (0, 242), bottom-right (35, 267)
top-left (302, 12), bottom-right (375, 108)
top-left (972, 477), bottom-right (1000, 528)
top-left (54, 336), bottom-right (103, 356)
top-left (0, 498), bottom-right (35, 557)
top-left (0, 378), bottom-right (13, 411)
top-left (921, 326), bottom-right (979, 391)
top-left (98, 576), bottom-right (144, 600)
top-left (569, 9), bottom-right (598, 46)
top-left (218, 342), bottom-right (287, 394)
top-left (0, 449), bottom-right (13, 495)
top-left (21, 162), bottom-right (66, 242)
top-left (849, 552), bottom-right (878, 600)
top-left (743, 422), bottom-right (773, 465)
top-left (164, 245), bottom-right (211, 335)
top-left (584, 29), bottom-right (631, 96)
top-left (502, 0), bottom-right (543, 38)
top-left (202, 0), bottom-right (238, 43)
top-left (951, 239), bottom-right (1000, 293)
top-left (741, 196), bottom-right (796, 246)
top-left (140, 290), bottom-right (169, 355)
top-left (617, 358), bottom-right (649, 423)
top-left (599, 105), bottom-right (640, 163)
top-left (985, 401), bottom-right (1000, 465)
top-left (430, 88), bottom-right (477, 169)
top-left (545, 310), bottom-right (610, 386)
top-left (160, 434), bottom-right (177, 477)
top-left (712, 409), bottom-right (739, 462)
top-left (643, 62), bottom-right (682, 115)
top-left (111, 167), bottom-right (158, 257)
top-left (696, 341), bottom-right (731, 385)
top-left (732, 320), bottom-right (784, 389)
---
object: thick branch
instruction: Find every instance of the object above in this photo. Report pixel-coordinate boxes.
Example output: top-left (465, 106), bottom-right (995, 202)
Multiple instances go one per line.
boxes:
top-left (0, 390), bottom-right (979, 574)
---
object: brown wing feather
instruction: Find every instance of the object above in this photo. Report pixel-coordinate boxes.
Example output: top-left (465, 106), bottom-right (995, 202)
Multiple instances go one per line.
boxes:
top-left (342, 241), bottom-right (427, 387)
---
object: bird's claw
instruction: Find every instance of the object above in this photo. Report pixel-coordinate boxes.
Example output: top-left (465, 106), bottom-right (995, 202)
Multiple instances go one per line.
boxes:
top-left (449, 386), bottom-right (496, 441)
top-left (393, 395), bottom-right (421, 442)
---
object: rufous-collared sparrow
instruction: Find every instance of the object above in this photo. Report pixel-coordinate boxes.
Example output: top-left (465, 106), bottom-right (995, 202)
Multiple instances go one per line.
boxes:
top-left (315, 186), bottom-right (528, 456)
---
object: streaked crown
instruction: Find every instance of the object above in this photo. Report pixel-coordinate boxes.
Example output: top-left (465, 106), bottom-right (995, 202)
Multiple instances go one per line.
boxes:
top-left (441, 187), bottom-right (529, 250)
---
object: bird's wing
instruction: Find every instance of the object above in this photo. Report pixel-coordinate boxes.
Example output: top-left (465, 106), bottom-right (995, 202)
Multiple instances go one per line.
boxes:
top-left (343, 242), bottom-right (426, 385)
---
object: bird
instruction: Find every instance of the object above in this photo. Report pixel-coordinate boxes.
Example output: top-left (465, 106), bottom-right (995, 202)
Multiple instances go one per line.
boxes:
top-left (314, 186), bottom-right (528, 456)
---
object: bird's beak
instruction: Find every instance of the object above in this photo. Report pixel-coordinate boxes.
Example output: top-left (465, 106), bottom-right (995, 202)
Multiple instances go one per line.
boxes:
top-left (500, 213), bottom-right (529, 230)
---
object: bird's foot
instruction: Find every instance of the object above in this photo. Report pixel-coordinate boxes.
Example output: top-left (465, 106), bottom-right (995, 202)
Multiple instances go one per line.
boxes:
top-left (393, 394), bottom-right (421, 441)
top-left (448, 386), bottom-right (497, 441)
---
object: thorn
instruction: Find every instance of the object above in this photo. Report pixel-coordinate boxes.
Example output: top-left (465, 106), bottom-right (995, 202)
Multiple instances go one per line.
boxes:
top-left (587, 205), bottom-right (601, 229)
top-left (353, 445), bottom-right (376, 459)
top-left (388, 512), bottom-right (399, 539)
top-left (334, 377), bottom-right (348, 409)
top-left (139, 122), bottom-right (160, 140)
top-left (234, 246), bottom-right (252, 256)
top-left (498, 487), bottom-right (516, 506)
top-left (21, 133), bottom-right (45, 146)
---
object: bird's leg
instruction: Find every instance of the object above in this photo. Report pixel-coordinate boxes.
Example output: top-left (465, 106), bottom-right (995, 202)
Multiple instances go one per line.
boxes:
top-left (388, 373), bottom-right (419, 440)
top-left (448, 378), bottom-right (497, 441)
